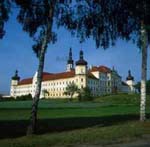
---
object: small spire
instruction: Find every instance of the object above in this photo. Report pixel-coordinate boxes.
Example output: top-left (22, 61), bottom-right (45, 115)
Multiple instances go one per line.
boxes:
top-left (15, 70), bottom-right (18, 76)
top-left (126, 70), bottom-right (134, 81)
top-left (128, 70), bottom-right (131, 76)
top-left (69, 47), bottom-right (72, 60)
top-left (66, 48), bottom-right (74, 71)
top-left (12, 70), bottom-right (20, 81)
top-left (80, 50), bottom-right (84, 60)
top-left (76, 50), bottom-right (87, 66)
top-left (67, 47), bottom-right (73, 64)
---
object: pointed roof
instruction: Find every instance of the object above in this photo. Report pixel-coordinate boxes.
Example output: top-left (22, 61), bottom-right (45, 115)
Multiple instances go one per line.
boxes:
top-left (67, 47), bottom-right (74, 64)
top-left (12, 70), bottom-right (20, 81)
top-left (126, 70), bottom-right (134, 81)
top-left (76, 50), bottom-right (87, 66)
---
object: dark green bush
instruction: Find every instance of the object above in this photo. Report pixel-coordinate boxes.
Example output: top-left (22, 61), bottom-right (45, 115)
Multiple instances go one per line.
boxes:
top-left (78, 87), bottom-right (94, 101)
top-left (16, 94), bottom-right (32, 100)
top-left (0, 94), bottom-right (3, 100)
top-left (0, 97), bottom-right (15, 101)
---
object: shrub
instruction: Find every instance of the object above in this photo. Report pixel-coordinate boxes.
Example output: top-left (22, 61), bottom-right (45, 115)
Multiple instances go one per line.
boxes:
top-left (78, 87), bottom-right (94, 101)
top-left (16, 94), bottom-right (32, 100)
top-left (0, 96), bottom-right (15, 102)
top-left (64, 83), bottom-right (79, 101)
top-left (0, 94), bottom-right (3, 100)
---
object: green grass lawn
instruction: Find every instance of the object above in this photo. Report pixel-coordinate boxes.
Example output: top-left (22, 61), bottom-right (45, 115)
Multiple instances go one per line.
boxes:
top-left (0, 93), bottom-right (150, 146)
top-left (0, 121), bottom-right (150, 147)
top-left (0, 93), bottom-right (149, 120)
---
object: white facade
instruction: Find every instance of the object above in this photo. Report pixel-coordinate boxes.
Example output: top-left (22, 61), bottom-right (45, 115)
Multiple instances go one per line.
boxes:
top-left (10, 50), bottom-right (134, 98)
top-left (126, 80), bottom-right (135, 92)
top-left (120, 70), bottom-right (136, 93)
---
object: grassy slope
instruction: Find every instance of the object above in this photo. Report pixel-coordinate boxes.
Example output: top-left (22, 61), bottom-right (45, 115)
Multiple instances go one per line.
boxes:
top-left (0, 94), bottom-right (149, 120)
top-left (0, 94), bottom-right (150, 146)
top-left (0, 121), bottom-right (150, 147)
top-left (0, 105), bottom-right (141, 120)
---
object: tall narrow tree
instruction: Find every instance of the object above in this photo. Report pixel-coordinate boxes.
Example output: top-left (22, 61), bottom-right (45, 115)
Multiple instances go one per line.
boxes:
top-left (15, 0), bottom-right (73, 134)
top-left (140, 22), bottom-right (148, 121)
top-left (63, 0), bottom-right (150, 121)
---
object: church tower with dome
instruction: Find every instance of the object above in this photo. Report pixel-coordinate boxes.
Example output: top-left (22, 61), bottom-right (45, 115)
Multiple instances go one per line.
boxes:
top-left (75, 50), bottom-right (87, 75)
top-left (75, 50), bottom-right (88, 89)
top-left (66, 48), bottom-right (74, 72)
top-left (126, 70), bottom-right (135, 93)
top-left (10, 70), bottom-right (20, 97)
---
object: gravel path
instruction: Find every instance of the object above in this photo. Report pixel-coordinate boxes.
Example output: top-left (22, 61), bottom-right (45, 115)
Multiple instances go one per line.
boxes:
top-left (77, 135), bottom-right (150, 147)
top-left (80, 142), bottom-right (150, 147)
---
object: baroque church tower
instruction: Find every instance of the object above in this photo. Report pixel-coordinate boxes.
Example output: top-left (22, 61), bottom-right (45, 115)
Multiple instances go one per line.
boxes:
top-left (66, 48), bottom-right (74, 71)
top-left (126, 70), bottom-right (135, 93)
top-left (11, 70), bottom-right (20, 86)
top-left (75, 50), bottom-right (88, 89)
top-left (75, 50), bottom-right (88, 75)
top-left (10, 70), bottom-right (20, 97)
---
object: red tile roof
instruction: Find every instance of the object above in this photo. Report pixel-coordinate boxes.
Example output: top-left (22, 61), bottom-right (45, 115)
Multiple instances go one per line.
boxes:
top-left (42, 70), bottom-right (75, 81)
top-left (18, 69), bottom-right (100, 86)
top-left (18, 70), bottom-right (75, 85)
top-left (90, 66), bottom-right (111, 73)
top-left (18, 78), bottom-right (33, 85)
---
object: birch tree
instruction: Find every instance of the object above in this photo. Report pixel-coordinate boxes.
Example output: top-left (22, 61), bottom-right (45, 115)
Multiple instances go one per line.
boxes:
top-left (140, 22), bottom-right (148, 121)
top-left (14, 0), bottom-right (73, 135)
top-left (64, 0), bottom-right (150, 121)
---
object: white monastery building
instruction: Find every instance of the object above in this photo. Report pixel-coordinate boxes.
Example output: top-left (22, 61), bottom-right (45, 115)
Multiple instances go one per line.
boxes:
top-left (10, 49), bottom-right (135, 98)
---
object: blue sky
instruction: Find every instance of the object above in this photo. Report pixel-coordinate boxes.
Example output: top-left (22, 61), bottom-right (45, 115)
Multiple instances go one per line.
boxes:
top-left (0, 9), bottom-right (150, 95)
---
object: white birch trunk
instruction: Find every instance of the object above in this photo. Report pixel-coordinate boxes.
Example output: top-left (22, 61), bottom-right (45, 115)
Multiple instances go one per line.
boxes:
top-left (27, 1), bottom-right (55, 135)
top-left (27, 37), bottom-right (47, 135)
top-left (140, 24), bottom-right (148, 121)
